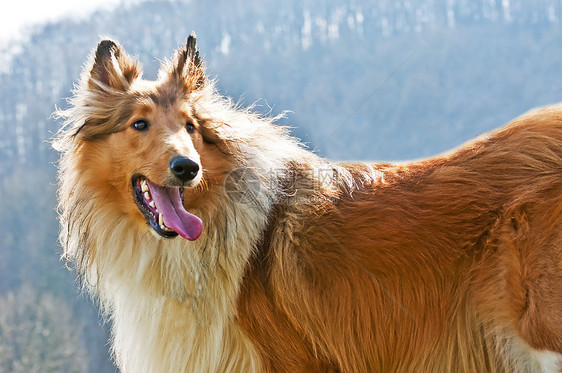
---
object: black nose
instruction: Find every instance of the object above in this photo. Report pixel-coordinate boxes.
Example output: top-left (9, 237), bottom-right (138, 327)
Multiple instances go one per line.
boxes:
top-left (169, 156), bottom-right (200, 182)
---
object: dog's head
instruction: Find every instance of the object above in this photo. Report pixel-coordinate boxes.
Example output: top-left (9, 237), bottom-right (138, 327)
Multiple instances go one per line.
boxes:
top-left (57, 34), bottom-right (235, 241)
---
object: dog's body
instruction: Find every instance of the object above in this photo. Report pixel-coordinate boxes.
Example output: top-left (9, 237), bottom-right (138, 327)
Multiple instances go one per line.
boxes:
top-left (55, 35), bottom-right (562, 372)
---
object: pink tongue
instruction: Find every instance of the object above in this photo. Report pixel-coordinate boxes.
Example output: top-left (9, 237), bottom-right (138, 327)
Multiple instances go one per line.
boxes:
top-left (146, 180), bottom-right (203, 241)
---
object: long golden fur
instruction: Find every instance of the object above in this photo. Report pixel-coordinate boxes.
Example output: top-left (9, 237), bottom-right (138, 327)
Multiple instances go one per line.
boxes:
top-left (55, 35), bottom-right (562, 372)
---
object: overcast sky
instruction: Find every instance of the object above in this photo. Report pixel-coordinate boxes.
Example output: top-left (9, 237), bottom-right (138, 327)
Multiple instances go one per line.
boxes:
top-left (0, 0), bottom-right (133, 44)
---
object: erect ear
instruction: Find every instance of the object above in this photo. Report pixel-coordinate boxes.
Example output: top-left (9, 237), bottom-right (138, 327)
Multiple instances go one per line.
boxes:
top-left (168, 32), bottom-right (205, 91)
top-left (89, 39), bottom-right (140, 91)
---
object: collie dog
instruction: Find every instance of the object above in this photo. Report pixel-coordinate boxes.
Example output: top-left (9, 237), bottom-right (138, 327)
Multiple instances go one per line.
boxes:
top-left (55, 34), bottom-right (562, 372)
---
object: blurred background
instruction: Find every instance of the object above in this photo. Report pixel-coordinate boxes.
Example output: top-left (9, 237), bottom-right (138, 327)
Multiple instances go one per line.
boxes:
top-left (1, 0), bottom-right (562, 371)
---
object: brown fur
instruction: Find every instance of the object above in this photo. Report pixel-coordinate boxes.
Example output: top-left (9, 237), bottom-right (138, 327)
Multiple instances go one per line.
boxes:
top-left (239, 111), bottom-right (562, 371)
top-left (55, 36), bottom-right (562, 372)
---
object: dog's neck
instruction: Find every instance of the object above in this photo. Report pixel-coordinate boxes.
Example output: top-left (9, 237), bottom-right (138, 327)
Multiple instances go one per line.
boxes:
top-left (63, 183), bottom-right (270, 371)
top-left (58, 121), bottom-right (327, 371)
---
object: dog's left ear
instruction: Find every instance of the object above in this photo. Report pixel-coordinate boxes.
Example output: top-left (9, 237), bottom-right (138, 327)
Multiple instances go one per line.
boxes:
top-left (167, 32), bottom-right (206, 91)
top-left (89, 39), bottom-right (140, 91)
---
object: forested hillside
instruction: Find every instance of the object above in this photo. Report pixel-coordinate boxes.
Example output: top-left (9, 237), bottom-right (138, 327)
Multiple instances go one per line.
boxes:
top-left (1, 0), bottom-right (562, 370)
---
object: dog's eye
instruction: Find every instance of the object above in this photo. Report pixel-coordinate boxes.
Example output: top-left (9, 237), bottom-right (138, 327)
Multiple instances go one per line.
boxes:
top-left (132, 120), bottom-right (149, 131)
top-left (186, 122), bottom-right (195, 134)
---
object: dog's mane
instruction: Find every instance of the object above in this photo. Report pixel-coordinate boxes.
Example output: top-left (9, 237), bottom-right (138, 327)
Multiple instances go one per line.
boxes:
top-left (53, 41), bottom-right (336, 370)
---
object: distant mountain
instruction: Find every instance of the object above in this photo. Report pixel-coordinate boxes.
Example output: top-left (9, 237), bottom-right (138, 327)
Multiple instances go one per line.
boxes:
top-left (1, 1), bottom-right (562, 371)
top-left (1, 0), bottom-right (562, 168)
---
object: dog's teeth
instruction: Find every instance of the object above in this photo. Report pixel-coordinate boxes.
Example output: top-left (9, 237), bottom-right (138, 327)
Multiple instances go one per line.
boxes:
top-left (149, 201), bottom-right (156, 208)
top-left (158, 214), bottom-right (172, 231)
top-left (141, 181), bottom-right (149, 192)
top-left (144, 191), bottom-right (151, 201)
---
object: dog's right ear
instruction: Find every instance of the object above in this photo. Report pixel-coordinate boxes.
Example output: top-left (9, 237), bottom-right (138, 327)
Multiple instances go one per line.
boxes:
top-left (88, 39), bottom-right (140, 91)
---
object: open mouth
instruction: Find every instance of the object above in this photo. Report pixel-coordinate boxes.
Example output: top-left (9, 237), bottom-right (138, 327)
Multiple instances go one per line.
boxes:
top-left (132, 174), bottom-right (203, 240)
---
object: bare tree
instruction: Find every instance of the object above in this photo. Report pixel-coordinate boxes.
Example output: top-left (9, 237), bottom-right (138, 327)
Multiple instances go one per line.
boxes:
top-left (0, 284), bottom-right (89, 373)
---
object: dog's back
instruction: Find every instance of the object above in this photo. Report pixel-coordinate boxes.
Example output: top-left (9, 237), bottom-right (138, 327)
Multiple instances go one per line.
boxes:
top-left (237, 105), bottom-right (562, 372)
